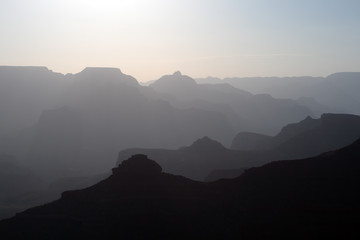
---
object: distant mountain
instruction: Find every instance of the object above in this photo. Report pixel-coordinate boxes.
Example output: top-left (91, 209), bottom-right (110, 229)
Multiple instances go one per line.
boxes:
top-left (232, 113), bottom-right (360, 158)
top-left (0, 66), bottom-right (357, 206)
top-left (295, 96), bottom-right (335, 116)
top-left (120, 113), bottom-right (360, 181)
top-left (0, 67), bottom-right (235, 181)
top-left (0, 67), bottom-right (315, 182)
top-left (197, 72), bottom-right (360, 115)
top-left (74, 67), bottom-right (139, 87)
top-left (232, 115), bottom-right (320, 150)
top-left (150, 71), bottom-right (200, 99)
top-left (151, 71), bottom-right (312, 135)
top-left (118, 137), bottom-right (243, 181)
top-left (0, 66), bottom-right (68, 135)
top-left (2, 140), bottom-right (360, 239)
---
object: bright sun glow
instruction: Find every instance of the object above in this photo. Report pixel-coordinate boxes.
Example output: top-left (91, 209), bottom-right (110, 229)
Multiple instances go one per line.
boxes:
top-left (65, 0), bottom-right (156, 17)
top-left (1, 0), bottom-right (360, 80)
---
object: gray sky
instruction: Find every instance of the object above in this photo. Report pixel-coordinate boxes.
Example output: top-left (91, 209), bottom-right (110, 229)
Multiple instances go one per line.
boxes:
top-left (1, 0), bottom-right (360, 81)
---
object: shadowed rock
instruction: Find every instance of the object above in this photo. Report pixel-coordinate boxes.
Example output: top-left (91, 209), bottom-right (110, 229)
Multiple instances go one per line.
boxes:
top-left (1, 139), bottom-right (360, 239)
top-left (113, 154), bottom-right (162, 176)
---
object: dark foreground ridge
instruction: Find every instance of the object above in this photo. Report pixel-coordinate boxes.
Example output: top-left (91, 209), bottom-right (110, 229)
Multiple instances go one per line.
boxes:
top-left (1, 141), bottom-right (360, 239)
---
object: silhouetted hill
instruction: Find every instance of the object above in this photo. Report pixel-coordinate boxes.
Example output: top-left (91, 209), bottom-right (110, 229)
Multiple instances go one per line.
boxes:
top-left (0, 66), bottom-right (235, 181)
top-left (150, 71), bottom-right (198, 95)
top-left (232, 113), bottom-right (360, 158)
top-left (151, 71), bottom-right (253, 102)
top-left (274, 114), bottom-right (360, 158)
top-left (181, 136), bottom-right (227, 153)
top-left (197, 72), bottom-right (360, 115)
top-left (231, 137), bottom-right (360, 205)
top-left (118, 137), bottom-right (249, 181)
top-left (0, 66), bottom-right (68, 135)
top-left (119, 114), bottom-right (360, 181)
top-left (0, 66), bottom-right (319, 182)
top-left (2, 140), bottom-right (360, 239)
top-left (74, 67), bottom-right (139, 87)
top-left (1, 66), bottom-right (358, 220)
top-left (232, 115), bottom-right (320, 150)
top-left (0, 154), bottom-right (212, 239)
top-left (0, 66), bottom-right (315, 183)
top-left (151, 71), bottom-right (312, 135)
top-left (224, 138), bottom-right (360, 239)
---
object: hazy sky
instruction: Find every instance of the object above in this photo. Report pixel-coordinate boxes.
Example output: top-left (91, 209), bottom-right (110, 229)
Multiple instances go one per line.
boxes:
top-left (1, 0), bottom-right (360, 81)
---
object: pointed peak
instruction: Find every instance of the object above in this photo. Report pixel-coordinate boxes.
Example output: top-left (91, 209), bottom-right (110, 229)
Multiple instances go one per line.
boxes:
top-left (173, 71), bottom-right (182, 76)
top-left (195, 136), bottom-right (214, 142)
top-left (303, 115), bottom-right (314, 121)
top-left (184, 136), bottom-right (226, 152)
top-left (150, 71), bottom-right (197, 90)
top-left (113, 154), bottom-right (162, 176)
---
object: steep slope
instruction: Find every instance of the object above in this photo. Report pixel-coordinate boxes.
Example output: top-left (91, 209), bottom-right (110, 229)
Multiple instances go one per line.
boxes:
top-left (2, 140), bottom-right (360, 239)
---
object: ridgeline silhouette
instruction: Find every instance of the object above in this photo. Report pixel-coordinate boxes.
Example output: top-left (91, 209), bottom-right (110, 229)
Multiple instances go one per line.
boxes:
top-left (1, 139), bottom-right (360, 239)
top-left (1, 66), bottom-right (360, 223)
top-left (118, 113), bottom-right (360, 181)
top-left (197, 72), bottom-right (360, 115)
